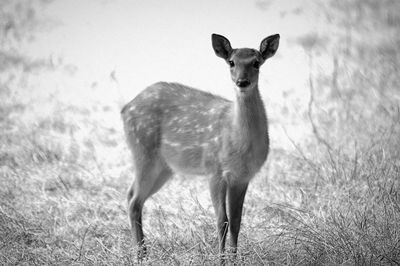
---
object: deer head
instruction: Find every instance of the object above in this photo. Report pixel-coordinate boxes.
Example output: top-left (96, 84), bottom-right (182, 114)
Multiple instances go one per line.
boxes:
top-left (212, 33), bottom-right (280, 96)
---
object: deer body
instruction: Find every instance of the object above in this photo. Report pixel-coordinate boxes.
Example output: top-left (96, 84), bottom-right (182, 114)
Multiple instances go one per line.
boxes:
top-left (123, 82), bottom-right (268, 183)
top-left (122, 33), bottom-right (279, 261)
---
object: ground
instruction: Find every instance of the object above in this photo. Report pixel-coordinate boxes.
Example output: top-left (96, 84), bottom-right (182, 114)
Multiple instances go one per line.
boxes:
top-left (1, 0), bottom-right (400, 265)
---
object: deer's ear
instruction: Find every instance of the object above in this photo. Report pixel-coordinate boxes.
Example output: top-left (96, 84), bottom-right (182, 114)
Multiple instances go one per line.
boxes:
top-left (260, 34), bottom-right (280, 60)
top-left (212, 34), bottom-right (232, 60)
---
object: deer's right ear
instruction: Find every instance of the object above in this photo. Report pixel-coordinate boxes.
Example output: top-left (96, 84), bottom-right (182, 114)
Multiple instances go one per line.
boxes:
top-left (212, 34), bottom-right (232, 60)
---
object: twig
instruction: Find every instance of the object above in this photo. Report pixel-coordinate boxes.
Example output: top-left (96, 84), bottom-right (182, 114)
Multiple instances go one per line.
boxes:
top-left (96, 238), bottom-right (119, 256)
top-left (282, 126), bottom-right (320, 175)
top-left (307, 53), bottom-right (339, 175)
top-left (76, 224), bottom-right (91, 261)
top-left (57, 174), bottom-right (71, 199)
top-left (307, 53), bottom-right (333, 152)
top-left (251, 243), bottom-right (265, 266)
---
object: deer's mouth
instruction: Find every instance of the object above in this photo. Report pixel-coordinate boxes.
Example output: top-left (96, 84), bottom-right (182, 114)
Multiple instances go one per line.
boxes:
top-left (237, 85), bottom-right (252, 93)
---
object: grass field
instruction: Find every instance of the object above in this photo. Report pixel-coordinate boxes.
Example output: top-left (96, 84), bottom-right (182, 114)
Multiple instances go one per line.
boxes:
top-left (1, 0), bottom-right (400, 265)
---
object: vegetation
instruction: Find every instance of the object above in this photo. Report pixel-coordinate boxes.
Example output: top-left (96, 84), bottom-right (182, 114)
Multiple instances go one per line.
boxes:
top-left (1, 0), bottom-right (399, 265)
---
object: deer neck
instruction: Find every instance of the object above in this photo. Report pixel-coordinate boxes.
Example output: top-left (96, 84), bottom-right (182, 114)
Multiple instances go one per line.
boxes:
top-left (231, 86), bottom-right (268, 148)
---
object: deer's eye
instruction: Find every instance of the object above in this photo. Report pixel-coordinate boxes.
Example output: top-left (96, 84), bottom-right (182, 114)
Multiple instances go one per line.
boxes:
top-left (253, 61), bottom-right (260, 69)
top-left (228, 60), bottom-right (235, 67)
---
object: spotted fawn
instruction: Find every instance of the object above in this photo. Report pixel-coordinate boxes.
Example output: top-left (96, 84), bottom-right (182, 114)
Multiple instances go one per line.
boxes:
top-left (121, 33), bottom-right (280, 262)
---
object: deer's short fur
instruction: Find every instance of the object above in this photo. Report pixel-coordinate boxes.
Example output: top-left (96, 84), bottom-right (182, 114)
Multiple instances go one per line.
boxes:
top-left (121, 33), bottom-right (280, 261)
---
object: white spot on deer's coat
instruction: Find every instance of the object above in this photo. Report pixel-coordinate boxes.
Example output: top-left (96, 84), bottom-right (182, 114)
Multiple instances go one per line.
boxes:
top-left (164, 139), bottom-right (182, 147)
top-left (209, 108), bottom-right (219, 114)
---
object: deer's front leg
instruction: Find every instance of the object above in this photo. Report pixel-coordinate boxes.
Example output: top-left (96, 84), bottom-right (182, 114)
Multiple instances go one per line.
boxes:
top-left (227, 183), bottom-right (248, 254)
top-left (209, 175), bottom-right (228, 257)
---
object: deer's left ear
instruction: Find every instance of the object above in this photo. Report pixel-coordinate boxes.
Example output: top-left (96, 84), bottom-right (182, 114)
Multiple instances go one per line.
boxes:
top-left (260, 34), bottom-right (280, 60)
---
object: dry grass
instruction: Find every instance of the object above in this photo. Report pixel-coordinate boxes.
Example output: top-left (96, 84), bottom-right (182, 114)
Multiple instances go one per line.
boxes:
top-left (1, 0), bottom-right (400, 265)
top-left (1, 95), bottom-right (399, 265)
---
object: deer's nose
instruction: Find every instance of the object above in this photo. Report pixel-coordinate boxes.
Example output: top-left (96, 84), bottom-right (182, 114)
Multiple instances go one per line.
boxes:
top-left (236, 79), bottom-right (250, 88)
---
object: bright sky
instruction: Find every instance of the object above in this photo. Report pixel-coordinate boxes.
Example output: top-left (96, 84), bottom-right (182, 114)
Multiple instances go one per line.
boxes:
top-left (27, 0), bottom-right (328, 102)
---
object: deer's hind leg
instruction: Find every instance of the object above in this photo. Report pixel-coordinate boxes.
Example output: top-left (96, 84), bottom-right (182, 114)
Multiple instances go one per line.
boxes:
top-left (127, 153), bottom-right (172, 260)
top-left (209, 172), bottom-right (228, 262)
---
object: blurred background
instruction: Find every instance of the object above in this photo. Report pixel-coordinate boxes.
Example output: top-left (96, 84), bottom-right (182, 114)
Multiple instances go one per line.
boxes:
top-left (1, 0), bottom-right (399, 264)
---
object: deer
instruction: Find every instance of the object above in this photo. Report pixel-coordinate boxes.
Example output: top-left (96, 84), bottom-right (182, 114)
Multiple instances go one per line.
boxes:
top-left (121, 33), bottom-right (280, 262)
